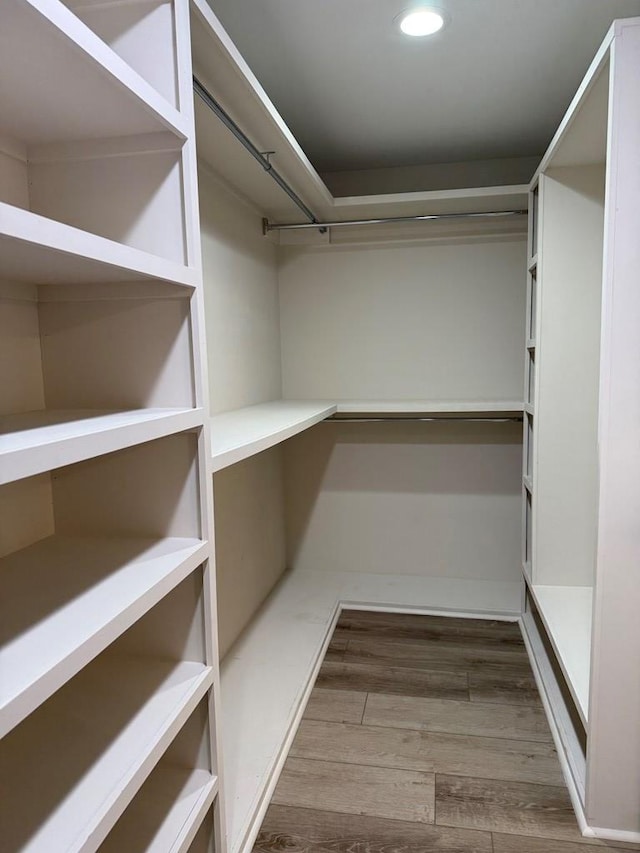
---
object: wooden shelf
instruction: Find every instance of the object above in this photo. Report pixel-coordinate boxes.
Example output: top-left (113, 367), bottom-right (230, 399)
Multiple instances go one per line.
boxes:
top-left (0, 408), bottom-right (203, 484)
top-left (0, 535), bottom-right (207, 738)
top-left (101, 765), bottom-right (217, 853)
top-left (1, 0), bottom-right (187, 146)
top-left (0, 657), bottom-right (213, 853)
top-left (530, 584), bottom-right (593, 725)
top-left (333, 400), bottom-right (525, 417)
top-left (0, 203), bottom-right (198, 286)
top-left (211, 400), bottom-right (336, 472)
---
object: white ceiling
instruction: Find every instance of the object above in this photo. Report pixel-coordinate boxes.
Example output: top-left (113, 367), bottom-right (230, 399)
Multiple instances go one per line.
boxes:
top-left (206, 0), bottom-right (640, 174)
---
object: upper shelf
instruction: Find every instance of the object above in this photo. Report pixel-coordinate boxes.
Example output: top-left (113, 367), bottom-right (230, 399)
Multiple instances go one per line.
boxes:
top-left (333, 400), bottom-right (525, 417)
top-left (0, 203), bottom-right (199, 286)
top-left (211, 400), bottom-right (336, 471)
top-left (210, 399), bottom-right (524, 472)
top-left (190, 0), bottom-right (528, 226)
top-left (1, 0), bottom-right (187, 145)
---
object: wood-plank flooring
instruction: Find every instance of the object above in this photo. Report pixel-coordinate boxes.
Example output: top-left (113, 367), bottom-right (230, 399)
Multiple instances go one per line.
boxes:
top-left (253, 609), bottom-right (636, 852)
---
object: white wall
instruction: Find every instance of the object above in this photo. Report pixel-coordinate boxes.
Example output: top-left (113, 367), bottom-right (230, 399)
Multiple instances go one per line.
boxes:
top-left (198, 164), bottom-right (287, 656)
top-left (199, 165), bottom-right (282, 414)
top-left (279, 236), bottom-right (526, 401)
top-left (213, 449), bottom-right (286, 658)
top-left (284, 420), bottom-right (523, 587)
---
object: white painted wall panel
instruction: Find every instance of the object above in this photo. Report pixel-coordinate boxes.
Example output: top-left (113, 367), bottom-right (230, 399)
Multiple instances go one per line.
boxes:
top-left (199, 167), bottom-right (282, 413)
top-left (284, 421), bottom-right (522, 586)
top-left (214, 448), bottom-right (286, 658)
top-left (279, 237), bottom-right (526, 402)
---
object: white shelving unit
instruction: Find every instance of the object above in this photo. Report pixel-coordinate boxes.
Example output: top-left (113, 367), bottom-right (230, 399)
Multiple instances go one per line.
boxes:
top-left (521, 17), bottom-right (640, 842)
top-left (0, 0), bottom-right (225, 850)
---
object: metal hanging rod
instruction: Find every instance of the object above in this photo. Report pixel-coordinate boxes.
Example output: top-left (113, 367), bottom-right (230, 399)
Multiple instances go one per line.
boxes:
top-left (327, 416), bottom-right (523, 423)
top-left (193, 76), bottom-right (320, 228)
top-left (193, 77), bottom-right (527, 235)
top-left (264, 209), bottom-right (527, 232)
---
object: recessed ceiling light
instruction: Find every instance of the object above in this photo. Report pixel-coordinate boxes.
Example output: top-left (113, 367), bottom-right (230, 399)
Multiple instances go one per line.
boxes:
top-left (398, 7), bottom-right (446, 37)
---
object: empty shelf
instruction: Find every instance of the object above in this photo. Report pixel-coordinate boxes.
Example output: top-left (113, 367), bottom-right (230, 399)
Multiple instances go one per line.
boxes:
top-left (0, 657), bottom-right (213, 853)
top-left (0, 408), bottom-right (204, 484)
top-left (1, 0), bottom-right (186, 146)
top-left (531, 584), bottom-right (593, 724)
top-left (0, 203), bottom-right (198, 286)
top-left (334, 400), bottom-right (525, 417)
top-left (101, 765), bottom-right (217, 853)
top-left (0, 535), bottom-right (208, 738)
top-left (211, 400), bottom-right (336, 471)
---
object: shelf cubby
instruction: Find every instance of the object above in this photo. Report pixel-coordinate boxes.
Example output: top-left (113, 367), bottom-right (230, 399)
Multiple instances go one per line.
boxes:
top-left (61, 0), bottom-right (180, 111)
top-left (0, 133), bottom-right (188, 265)
top-left (0, 281), bottom-right (200, 483)
top-left (0, 431), bottom-right (203, 733)
top-left (0, 655), bottom-right (212, 853)
top-left (100, 698), bottom-right (218, 853)
top-left (0, 573), bottom-right (213, 852)
top-left (0, 0), bottom-right (186, 147)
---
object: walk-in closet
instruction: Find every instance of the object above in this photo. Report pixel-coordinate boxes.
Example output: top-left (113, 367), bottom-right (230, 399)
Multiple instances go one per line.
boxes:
top-left (1, 2), bottom-right (639, 852)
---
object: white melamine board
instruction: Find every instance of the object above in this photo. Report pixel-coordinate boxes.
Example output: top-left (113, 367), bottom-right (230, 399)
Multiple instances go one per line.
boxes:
top-left (0, 203), bottom-right (198, 286)
top-left (334, 400), bottom-right (524, 416)
top-left (534, 167), bottom-right (604, 586)
top-left (530, 584), bottom-right (593, 726)
top-left (0, 535), bottom-right (207, 738)
top-left (279, 238), bottom-right (526, 401)
top-left (63, 0), bottom-right (179, 109)
top-left (0, 657), bottom-right (213, 853)
top-left (214, 448), bottom-right (287, 658)
top-left (586, 18), bottom-right (640, 836)
top-left (0, 408), bottom-right (202, 484)
top-left (221, 567), bottom-right (522, 853)
top-left (284, 420), bottom-right (523, 583)
top-left (100, 766), bottom-right (217, 853)
top-left (211, 401), bottom-right (336, 471)
top-left (0, 0), bottom-right (186, 145)
top-left (0, 144), bottom-right (29, 208)
top-left (199, 168), bottom-right (282, 413)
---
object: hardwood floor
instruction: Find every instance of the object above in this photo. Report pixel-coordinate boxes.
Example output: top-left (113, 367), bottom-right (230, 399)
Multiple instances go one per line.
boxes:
top-left (253, 610), bottom-right (636, 852)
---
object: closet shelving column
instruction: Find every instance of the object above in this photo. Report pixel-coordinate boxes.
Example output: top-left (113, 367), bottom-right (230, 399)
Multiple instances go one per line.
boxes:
top-left (0, 0), bottom-right (224, 850)
top-left (521, 17), bottom-right (640, 841)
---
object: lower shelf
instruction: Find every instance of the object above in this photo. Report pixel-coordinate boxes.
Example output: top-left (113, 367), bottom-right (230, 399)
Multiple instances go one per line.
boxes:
top-left (1, 535), bottom-right (207, 738)
top-left (0, 656), bottom-right (213, 853)
top-left (530, 583), bottom-right (593, 725)
top-left (100, 765), bottom-right (217, 853)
